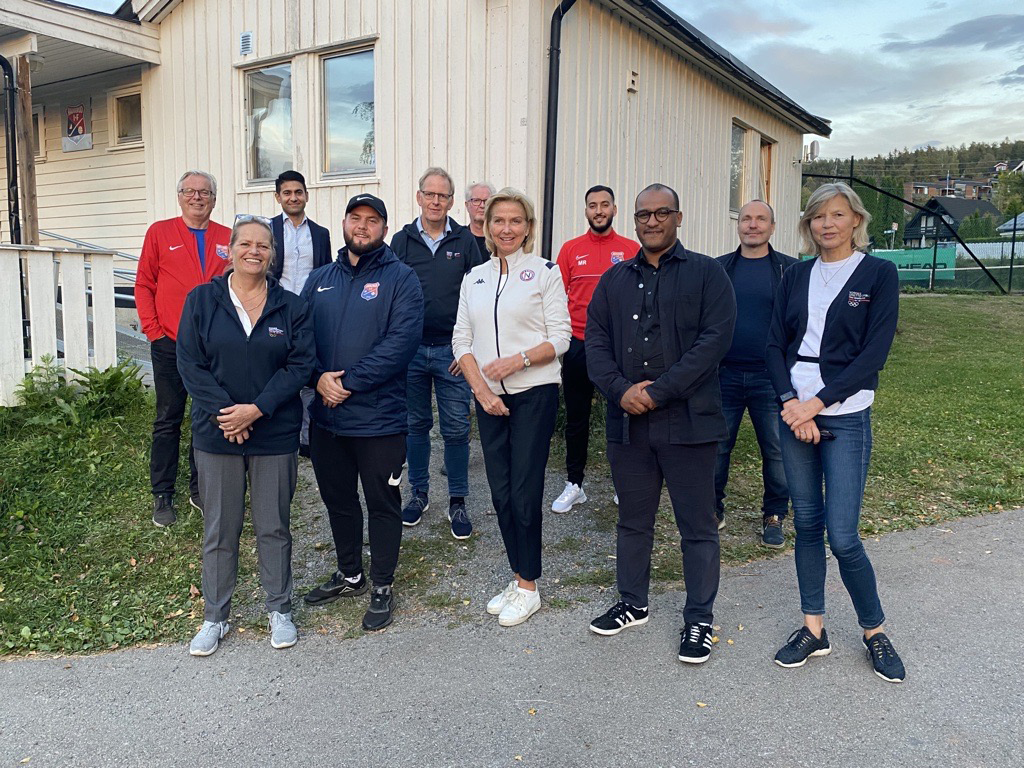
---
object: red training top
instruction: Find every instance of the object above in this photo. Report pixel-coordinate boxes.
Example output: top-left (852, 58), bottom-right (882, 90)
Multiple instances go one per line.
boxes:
top-left (557, 229), bottom-right (641, 340)
top-left (135, 217), bottom-right (232, 341)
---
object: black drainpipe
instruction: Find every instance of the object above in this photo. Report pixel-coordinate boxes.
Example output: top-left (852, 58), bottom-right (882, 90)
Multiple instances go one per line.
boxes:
top-left (1, 55), bottom-right (20, 245)
top-left (540, 0), bottom-right (577, 261)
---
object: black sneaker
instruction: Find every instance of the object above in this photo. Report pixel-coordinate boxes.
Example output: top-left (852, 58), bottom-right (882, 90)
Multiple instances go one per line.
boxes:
top-left (188, 493), bottom-right (203, 513)
top-left (448, 500), bottom-right (473, 540)
top-left (774, 626), bottom-right (832, 668)
top-left (762, 515), bottom-right (784, 549)
top-left (589, 601), bottom-right (649, 636)
top-left (863, 632), bottom-right (906, 683)
top-left (362, 586), bottom-right (395, 631)
top-left (298, 443), bottom-right (311, 459)
top-left (678, 622), bottom-right (714, 664)
top-left (716, 510), bottom-right (725, 530)
top-left (152, 494), bottom-right (176, 527)
top-left (303, 571), bottom-right (368, 605)
top-left (402, 492), bottom-right (429, 527)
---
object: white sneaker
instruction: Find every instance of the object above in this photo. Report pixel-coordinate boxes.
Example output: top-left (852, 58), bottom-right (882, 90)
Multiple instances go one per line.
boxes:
top-left (498, 586), bottom-right (541, 627)
top-left (487, 579), bottom-right (519, 615)
top-left (614, 494), bottom-right (619, 505)
top-left (551, 481), bottom-right (587, 513)
top-left (189, 620), bottom-right (229, 657)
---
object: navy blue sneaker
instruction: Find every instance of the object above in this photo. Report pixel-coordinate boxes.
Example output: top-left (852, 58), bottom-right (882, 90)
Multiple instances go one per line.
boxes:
top-left (775, 626), bottom-right (831, 667)
top-left (863, 632), bottom-right (906, 683)
top-left (448, 500), bottom-right (472, 540)
top-left (762, 515), bottom-right (785, 548)
top-left (402, 491), bottom-right (429, 527)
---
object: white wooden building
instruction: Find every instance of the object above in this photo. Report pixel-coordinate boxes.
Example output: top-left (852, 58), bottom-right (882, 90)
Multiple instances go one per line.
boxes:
top-left (1, 0), bottom-right (830, 264)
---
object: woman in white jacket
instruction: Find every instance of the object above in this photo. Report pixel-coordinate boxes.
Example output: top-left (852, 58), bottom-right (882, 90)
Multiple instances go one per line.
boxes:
top-left (452, 188), bottom-right (572, 626)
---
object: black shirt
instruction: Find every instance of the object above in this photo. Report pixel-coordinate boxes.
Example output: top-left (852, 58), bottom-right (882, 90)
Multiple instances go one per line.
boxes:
top-left (474, 234), bottom-right (488, 258)
top-left (631, 251), bottom-right (668, 381)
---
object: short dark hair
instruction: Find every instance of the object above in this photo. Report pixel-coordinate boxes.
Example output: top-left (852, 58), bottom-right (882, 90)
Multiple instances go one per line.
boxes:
top-left (275, 170), bottom-right (307, 194)
top-left (636, 183), bottom-right (679, 210)
top-left (585, 185), bottom-right (615, 203)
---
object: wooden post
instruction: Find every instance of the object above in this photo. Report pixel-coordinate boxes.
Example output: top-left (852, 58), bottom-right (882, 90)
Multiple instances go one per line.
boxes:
top-left (15, 55), bottom-right (38, 246)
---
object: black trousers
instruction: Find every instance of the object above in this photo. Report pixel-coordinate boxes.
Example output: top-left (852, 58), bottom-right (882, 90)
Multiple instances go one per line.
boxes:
top-left (561, 337), bottom-right (596, 487)
top-left (149, 336), bottom-right (198, 497)
top-left (475, 384), bottom-right (558, 581)
top-left (608, 410), bottom-right (720, 624)
top-left (309, 423), bottom-right (406, 587)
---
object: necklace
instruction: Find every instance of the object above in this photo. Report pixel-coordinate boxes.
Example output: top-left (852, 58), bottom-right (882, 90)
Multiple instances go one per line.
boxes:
top-left (231, 275), bottom-right (268, 312)
top-left (818, 254), bottom-right (856, 287)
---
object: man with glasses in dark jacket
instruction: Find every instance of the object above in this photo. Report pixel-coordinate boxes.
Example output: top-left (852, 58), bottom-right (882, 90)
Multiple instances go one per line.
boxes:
top-left (715, 200), bottom-right (797, 547)
top-left (585, 184), bottom-right (736, 665)
top-left (300, 194), bottom-right (424, 632)
top-left (390, 168), bottom-right (485, 540)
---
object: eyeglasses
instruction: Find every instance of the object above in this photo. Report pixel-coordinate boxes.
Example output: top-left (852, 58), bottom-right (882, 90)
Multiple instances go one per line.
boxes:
top-left (633, 208), bottom-right (679, 223)
top-left (179, 188), bottom-right (214, 199)
top-left (235, 214), bottom-right (272, 226)
top-left (420, 191), bottom-right (453, 202)
top-left (466, 197), bottom-right (488, 206)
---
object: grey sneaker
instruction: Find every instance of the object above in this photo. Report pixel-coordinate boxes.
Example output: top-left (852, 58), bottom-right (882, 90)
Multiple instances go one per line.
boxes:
top-left (269, 611), bottom-right (297, 649)
top-left (189, 620), bottom-right (229, 656)
top-left (152, 494), bottom-right (176, 527)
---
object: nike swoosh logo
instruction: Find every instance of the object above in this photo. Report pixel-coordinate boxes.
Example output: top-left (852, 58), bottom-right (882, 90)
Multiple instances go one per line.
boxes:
top-left (169, 245), bottom-right (184, 251)
top-left (387, 472), bottom-right (402, 486)
top-left (317, 286), bottom-right (334, 292)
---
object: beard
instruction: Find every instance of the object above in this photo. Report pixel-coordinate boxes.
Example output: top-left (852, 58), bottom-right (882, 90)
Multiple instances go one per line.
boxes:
top-left (345, 233), bottom-right (386, 256)
top-left (588, 215), bottom-right (613, 234)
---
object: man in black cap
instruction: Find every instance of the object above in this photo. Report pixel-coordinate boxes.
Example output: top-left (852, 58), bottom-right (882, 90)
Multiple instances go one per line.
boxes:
top-left (300, 194), bottom-right (424, 632)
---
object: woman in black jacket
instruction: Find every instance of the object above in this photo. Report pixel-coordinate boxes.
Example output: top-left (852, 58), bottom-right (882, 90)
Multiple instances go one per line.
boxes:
top-left (765, 183), bottom-right (905, 683)
top-left (177, 215), bottom-right (315, 657)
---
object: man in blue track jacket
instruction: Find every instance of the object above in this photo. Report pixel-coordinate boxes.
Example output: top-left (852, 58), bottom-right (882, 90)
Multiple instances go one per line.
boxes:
top-left (300, 193), bottom-right (424, 632)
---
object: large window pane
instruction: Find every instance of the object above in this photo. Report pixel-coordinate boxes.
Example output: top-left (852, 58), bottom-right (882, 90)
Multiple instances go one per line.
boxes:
top-left (730, 123), bottom-right (745, 211)
top-left (116, 93), bottom-right (142, 143)
top-left (323, 50), bottom-right (375, 175)
top-left (246, 63), bottom-right (292, 181)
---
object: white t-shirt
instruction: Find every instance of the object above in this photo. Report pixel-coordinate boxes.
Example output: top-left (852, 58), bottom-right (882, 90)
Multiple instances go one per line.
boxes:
top-left (791, 251), bottom-right (874, 415)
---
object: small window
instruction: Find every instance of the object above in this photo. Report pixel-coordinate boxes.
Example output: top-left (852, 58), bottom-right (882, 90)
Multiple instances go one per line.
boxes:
top-left (32, 105), bottom-right (45, 161)
top-left (729, 123), bottom-right (745, 212)
top-left (322, 49), bottom-right (375, 176)
top-left (245, 62), bottom-right (293, 182)
top-left (107, 86), bottom-right (143, 150)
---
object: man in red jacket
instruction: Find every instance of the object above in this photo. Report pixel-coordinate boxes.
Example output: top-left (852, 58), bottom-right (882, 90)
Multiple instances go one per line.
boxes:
top-left (552, 185), bottom-right (640, 513)
top-left (135, 170), bottom-right (231, 527)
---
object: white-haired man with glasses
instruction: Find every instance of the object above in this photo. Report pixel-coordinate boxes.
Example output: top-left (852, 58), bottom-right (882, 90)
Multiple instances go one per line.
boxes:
top-left (136, 170), bottom-right (232, 528)
top-left (464, 180), bottom-right (495, 256)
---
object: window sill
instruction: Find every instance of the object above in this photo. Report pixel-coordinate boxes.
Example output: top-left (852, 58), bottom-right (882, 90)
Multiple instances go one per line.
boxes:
top-left (107, 142), bottom-right (145, 154)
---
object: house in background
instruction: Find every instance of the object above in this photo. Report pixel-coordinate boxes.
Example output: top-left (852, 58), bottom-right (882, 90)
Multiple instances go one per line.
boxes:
top-left (903, 197), bottom-right (1002, 248)
top-left (904, 178), bottom-right (992, 202)
top-left (1, 0), bottom-right (830, 277)
top-left (997, 212), bottom-right (1024, 238)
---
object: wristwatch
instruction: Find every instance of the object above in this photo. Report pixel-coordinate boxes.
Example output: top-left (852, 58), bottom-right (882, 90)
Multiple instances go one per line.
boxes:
top-left (520, 351), bottom-right (531, 368)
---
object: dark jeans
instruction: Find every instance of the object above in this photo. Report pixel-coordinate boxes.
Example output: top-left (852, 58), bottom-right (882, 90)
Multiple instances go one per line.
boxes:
top-left (309, 424), bottom-right (406, 587)
top-left (608, 410), bottom-right (719, 624)
top-left (475, 384), bottom-right (558, 582)
top-left (562, 337), bottom-right (595, 486)
top-left (779, 408), bottom-right (885, 630)
top-left (406, 343), bottom-right (471, 497)
top-left (714, 365), bottom-right (789, 519)
top-left (149, 336), bottom-right (198, 497)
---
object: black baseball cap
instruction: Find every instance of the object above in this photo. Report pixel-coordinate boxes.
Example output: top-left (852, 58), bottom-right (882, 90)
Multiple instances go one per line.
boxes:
top-left (345, 193), bottom-right (388, 222)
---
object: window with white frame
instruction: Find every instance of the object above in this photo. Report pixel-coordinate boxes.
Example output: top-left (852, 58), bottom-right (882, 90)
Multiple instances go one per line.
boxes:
top-left (107, 86), bottom-right (143, 149)
top-left (31, 105), bottom-right (45, 161)
top-left (244, 62), bottom-right (293, 181)
top-left (322, 49), bottom-right (375, 176)
top-left (729, 122), bottom-right (746, 212)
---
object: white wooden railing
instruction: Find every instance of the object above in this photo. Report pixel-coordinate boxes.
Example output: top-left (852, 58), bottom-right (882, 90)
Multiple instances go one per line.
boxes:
top-left (0, 244), bottom-right (117, 406)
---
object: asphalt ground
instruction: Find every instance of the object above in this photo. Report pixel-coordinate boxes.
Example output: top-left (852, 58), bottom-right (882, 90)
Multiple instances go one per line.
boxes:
top-left (2, 508), bottom-right (1020, 767)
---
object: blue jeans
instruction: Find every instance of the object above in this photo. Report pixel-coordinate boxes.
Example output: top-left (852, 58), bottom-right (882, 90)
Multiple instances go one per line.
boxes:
top-left (405, 344), bottom-right (471, 497)
top-left (714, 366), bottom-right (789, 519)
top-left (779, 408), bottom-right (885, 630)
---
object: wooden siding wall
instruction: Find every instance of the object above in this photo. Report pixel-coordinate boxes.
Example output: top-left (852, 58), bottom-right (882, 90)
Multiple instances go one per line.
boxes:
top-left (143, 0), bottom-right (548, 237)
top-left (0, 67), bottom-right (147, 269)
top-left (552, 2), bottom-right (805, 257)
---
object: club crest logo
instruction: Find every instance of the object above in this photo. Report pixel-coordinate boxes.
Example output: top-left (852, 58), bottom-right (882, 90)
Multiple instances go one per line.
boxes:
top-left (268, 326), bottom-right (284, 337)
top-left (610, 251), bottom-right (625, 264)
top-left (446, 251), bottom-right (462, 260)
top-left (216, 244), bottom-right (230, 261)
top-left (520, 269), bottom-right (536, 282)
top-left (361, 282), bottom-right (380, 301)
top-left (848, 291), bottom-right (870, 307)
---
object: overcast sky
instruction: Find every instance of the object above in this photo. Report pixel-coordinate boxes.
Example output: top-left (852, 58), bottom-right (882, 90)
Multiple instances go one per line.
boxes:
top-left (68, 0), bottom-right (1024, 159)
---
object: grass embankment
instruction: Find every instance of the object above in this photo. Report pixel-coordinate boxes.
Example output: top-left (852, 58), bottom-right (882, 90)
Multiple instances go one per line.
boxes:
top-left (1, 296), bottom-right (1021, 655)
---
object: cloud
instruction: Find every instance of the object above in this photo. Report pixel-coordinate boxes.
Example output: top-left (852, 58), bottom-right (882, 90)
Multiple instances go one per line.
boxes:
top-left (996, 64), bottom-right (1024, 86)
top-left (881, 14), bottom-right (1024, 51)
top-left (674, 1), bottom-right (811, 45)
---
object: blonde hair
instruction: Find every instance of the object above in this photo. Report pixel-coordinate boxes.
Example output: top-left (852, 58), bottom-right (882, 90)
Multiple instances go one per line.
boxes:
top-left (483, 187), bottom-right (537, 255)
top-left (799, 182), bottom-right (871, 254)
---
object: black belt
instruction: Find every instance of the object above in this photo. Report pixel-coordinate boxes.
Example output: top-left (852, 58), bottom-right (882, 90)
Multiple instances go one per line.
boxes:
top-left (796, 355), bottom-right (820, 364)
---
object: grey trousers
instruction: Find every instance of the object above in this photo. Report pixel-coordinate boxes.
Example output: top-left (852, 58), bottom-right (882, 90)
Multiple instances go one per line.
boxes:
top-left (195, 449), bottom-right (297, 622)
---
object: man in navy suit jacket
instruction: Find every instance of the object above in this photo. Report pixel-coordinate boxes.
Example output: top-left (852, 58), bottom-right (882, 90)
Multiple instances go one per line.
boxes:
top-left (270, 170), bottom-right (333, 455)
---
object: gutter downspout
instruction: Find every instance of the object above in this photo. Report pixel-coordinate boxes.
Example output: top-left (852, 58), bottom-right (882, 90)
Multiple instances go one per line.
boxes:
top-left (1, 55), bottom-right (21, 244)
top-left (540, 0), bottom-right (577, 261)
